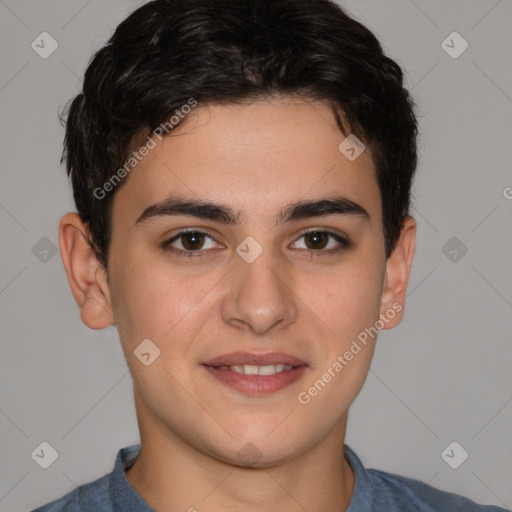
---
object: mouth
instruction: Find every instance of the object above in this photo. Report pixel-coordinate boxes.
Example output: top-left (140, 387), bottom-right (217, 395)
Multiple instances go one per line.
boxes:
top-left (201, 352), bottom-right (308, 395)
top-left (217, 363), bottom-right (295, 375)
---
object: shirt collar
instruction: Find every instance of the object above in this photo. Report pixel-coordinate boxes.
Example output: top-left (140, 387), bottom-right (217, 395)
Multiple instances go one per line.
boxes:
top-left (110, 444), bottom-right (155, 512)
top-left (344, 444), bottom-right (376, 510)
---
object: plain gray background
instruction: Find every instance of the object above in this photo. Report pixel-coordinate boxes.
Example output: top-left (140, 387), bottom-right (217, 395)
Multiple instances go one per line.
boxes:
top-left (0, 0), bottom-right (511, 510)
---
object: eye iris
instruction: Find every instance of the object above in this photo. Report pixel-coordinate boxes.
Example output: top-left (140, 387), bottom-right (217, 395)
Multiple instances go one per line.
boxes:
top-left (305, 231), bottom-right (328, 250)
top-left (182, 232), bottom-right (205, 250)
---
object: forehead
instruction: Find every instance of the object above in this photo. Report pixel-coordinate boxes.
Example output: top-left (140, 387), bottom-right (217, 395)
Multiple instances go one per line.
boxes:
top-left (112, 97), bottom-right (381, 224)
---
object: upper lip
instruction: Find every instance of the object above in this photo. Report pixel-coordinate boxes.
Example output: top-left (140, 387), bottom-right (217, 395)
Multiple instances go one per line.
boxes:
top-left (203, 352), bottom-right (307, 367)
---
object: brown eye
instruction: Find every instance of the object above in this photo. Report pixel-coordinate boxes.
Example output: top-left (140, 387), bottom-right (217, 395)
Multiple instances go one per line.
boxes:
top-left (303, 231), bottom-right (329, 250)
top-left (162, 230), bottom-right (220, 255)
top-left (290, 230), bottom-right (350, 254)
top-left (181, 231), bottom-right (206, 250)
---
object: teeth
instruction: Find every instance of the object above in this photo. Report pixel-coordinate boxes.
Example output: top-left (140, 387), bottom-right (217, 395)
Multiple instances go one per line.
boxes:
top-left (245, 365), bottom-right (259, 375)
top-left (229, 364), bottom-right (294, 375)
top-left (258, 365), bottom-right (277, 376)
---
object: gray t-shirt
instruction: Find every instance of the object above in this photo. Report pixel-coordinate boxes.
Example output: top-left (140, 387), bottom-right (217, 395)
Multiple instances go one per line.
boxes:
top-left (31, 443), bottom-right (509, 511)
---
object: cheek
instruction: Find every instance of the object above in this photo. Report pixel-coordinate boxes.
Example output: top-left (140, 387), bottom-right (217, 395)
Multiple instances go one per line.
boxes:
top-left (301, 260), bottom-right (384, 342)
top-left (293, 266), bottom-right (382, 421)
top-left (109, 247), bottom-right (224, 350)
top-left (292, 251), bottom-right (384, 402)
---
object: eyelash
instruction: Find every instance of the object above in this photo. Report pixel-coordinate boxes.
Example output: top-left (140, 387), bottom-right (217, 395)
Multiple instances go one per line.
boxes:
top-left (161, 228), bottom-right (351, 259)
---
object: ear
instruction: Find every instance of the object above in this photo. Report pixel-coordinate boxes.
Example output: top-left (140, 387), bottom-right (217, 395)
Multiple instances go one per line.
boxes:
top-left (59, 212), bottom-right (115, 330)
top-left (379, 216), bottom-right (416, 329)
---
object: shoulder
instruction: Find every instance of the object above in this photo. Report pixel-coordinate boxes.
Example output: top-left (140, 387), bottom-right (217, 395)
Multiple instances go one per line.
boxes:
top-left (29, 444), bottom-right (142, 512)
top-left (343, 445), bottom-right (508, 512)
top-left (367, 468), bottom-right (508, 512)
top-left (29, 473), bottom-right (111, 512)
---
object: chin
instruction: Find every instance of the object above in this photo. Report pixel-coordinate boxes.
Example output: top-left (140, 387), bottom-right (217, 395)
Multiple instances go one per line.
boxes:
top-left (216, 443), bottom-right (297, 469)
top-left (203, 427), bottom-right (307, 469)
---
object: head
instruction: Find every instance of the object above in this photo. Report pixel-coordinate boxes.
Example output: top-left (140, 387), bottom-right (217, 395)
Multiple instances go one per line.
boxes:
top-left (59, 0), bottom-right (417, 466)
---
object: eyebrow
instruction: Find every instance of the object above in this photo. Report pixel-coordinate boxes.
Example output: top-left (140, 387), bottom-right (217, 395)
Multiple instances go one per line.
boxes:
top-left (134, 195), bottom-right (370, 225)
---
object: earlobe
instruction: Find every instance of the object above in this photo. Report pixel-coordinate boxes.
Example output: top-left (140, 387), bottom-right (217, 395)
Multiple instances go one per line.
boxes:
top-left (59, 212), bottom-right (115, 330)
top-left (379, 216), bottom-right (416, 329)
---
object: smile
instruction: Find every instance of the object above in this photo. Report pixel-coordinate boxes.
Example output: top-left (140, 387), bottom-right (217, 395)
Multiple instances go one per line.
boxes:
top-left (202, 353), bottom-right (309, 395)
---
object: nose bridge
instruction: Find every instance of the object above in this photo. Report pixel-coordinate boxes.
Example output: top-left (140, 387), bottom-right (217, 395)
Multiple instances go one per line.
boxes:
top-left (222, 239), bottom-right (297, 335)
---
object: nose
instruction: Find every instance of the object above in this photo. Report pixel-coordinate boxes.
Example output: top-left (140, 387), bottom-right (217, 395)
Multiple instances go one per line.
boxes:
top-left (221, 245), bottom-right (298, 336)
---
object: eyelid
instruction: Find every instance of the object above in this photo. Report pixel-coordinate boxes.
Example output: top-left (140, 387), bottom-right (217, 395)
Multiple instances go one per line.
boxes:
top-left (296, 226), bottom-right (349, 239)
top-left (163, 226), bottom-right (220, 241)
top-left (162, 228), bottom-right (224, 250)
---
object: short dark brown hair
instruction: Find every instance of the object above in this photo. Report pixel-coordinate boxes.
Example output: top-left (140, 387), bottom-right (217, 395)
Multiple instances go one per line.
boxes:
top-left (62, 0), bottom-right (418, 269)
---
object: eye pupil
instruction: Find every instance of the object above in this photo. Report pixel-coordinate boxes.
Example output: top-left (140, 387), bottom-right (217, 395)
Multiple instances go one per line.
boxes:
top-left (305, 231), bottom-right (328, 250)
top-left (182, 232), bottom-right (205, 250)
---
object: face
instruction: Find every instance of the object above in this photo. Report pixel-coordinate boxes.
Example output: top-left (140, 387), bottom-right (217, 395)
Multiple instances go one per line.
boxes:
top-left (61, 96), bottom-right (415, 467)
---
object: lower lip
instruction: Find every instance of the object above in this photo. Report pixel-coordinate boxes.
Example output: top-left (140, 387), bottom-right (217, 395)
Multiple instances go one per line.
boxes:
top-left (202, 365), bottom-right (308, 395)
